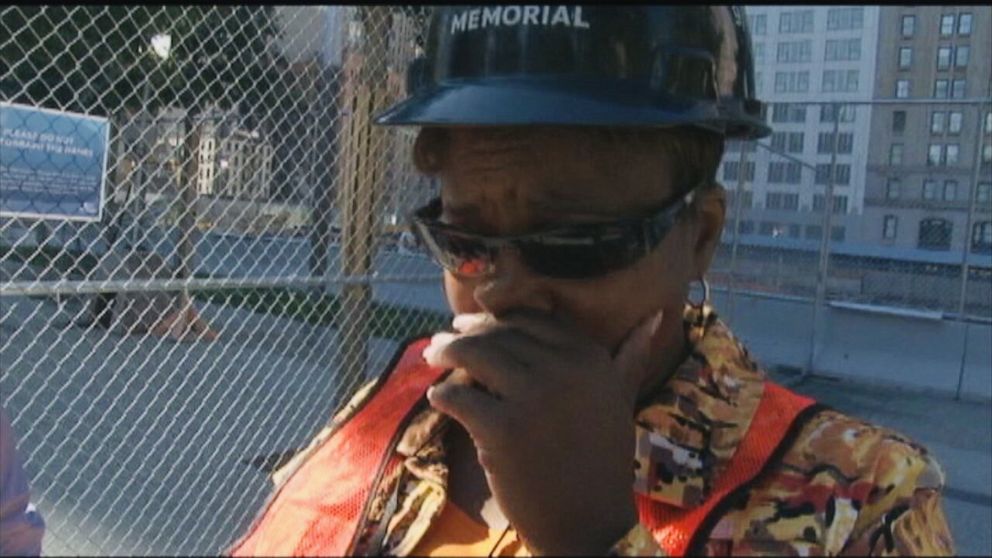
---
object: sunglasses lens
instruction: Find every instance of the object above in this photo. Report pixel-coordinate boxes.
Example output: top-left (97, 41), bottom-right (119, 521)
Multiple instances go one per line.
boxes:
top-left (421, 226), bottom-right (494, 277)
top-left (520, 231), bottom-right (646, 279)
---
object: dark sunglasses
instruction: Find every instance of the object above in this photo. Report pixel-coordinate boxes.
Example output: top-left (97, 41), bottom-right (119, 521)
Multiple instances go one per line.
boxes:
top-left (409, 183), bottom-right (701, 280)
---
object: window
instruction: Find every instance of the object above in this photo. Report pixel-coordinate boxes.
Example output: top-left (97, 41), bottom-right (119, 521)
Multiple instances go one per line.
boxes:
top-left (749, 14), bottom-right (767, 36)
top-left (770, 132), bottom-right (786, 151)
top-left (889, 143), bottom-right (904, 165)
top-left (985, 145), bottom-right (992, 164)
top-left (928, 144), bottom-right (943, 166)
top-left (931, 111), bottom-right (945, 134)
top-left (948, 112), bottom-right (963, 135)
top-left (883, 215), bottom-right (898, 240)
top-left (738, 220), bottom-right (754, 234)
top-left (772, 103), bottom-right (807, 123)
top-left (820, 104), bottom-right (855, 123)
top-left (958, 13), bottom-right (973, 36)
top-left (805, 225), bottom-right (823, 240)
top-left (944, 180), bottom-right (958, 201)
top-left (765, 192), bottom-right (798, 210)
top-left (887, 178), bottom-right (901, 199)
top-left (955, 45), bottom-right (970, 68)
top-left (923, 179), bottom-right (940, 200)
top-left (817, 132), bottom-right (854, 154)
top-left (812, 195), bottom-right (848, 214)
top-left (899, 47), bottom-right (913, 69)
top-left (937, 46), bottom-right (952, 71)
top-left (822, 69), bottom-right (859, 92)
top-left (831, 226), bottom-right (846, 242)
top-left (952, 79), bottom-right (966, 99)
top-left (838, 133), bottom-right (854, 154)
top-left (986, 112), bottom-right (992, 134)
top-left (752, 43), bottom-right (765, 64)
top-left (788, 132), bottom-right (804, 153)
top-left (973, 222), bottom-right (992, 252)
top-left (785, 162), bottom-right (802, 184)
top-left (768, 162), bottom-right (786, 183)
top-left (934, 79), bottom-right (949, 98)
top-left (978, 182), bottom-right (992, 203)
top-left (782, 193), bottom-right (799, 210)
top-left (892, 111), bottom-right (907, 134)
top-left (896, 79), bottom-right (910, 98)
top-left (788, 224), bottom-right (801, 238)
top-left (827, 7), bottom-right (863, 30)
top-left (777, 40), bottom-right (812, 63)
top-left (775, 71), bottom-right (809, 93)
top-left (946, 144), bottom-right (959, 165)
top-left (817, 133), bottom-right (832, 154)
top-left (940, 14), bottom-right (955, 37)
top-left (824, 39), bottom-right (861, 61)
top-left (815, 164), bottom-right (831, 184)
top-left (901, 15), bottom-right (915, 38)
top-left (722, 161), bottom-right (755, 182)
top-left (835, 164), bottom-right (851, 185)
top-left (779, 10), bottom-right (814, 34)
top-left (919, 218), bottom-right (952, 250)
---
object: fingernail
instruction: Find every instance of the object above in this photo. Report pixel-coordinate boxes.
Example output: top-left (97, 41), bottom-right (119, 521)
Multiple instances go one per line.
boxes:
top-left (452, 313), bottom-right (486, 331)
top-left (423, 332), bottom-right (456, 364)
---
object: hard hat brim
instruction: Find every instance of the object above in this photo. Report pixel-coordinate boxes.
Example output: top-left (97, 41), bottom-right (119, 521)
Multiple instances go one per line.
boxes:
top-left (374, 79), bottom-right (770, 139)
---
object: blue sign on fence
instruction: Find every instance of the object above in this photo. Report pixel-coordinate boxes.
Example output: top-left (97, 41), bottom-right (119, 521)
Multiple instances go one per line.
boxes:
top-left (1, 102), bottom-right (110, 222)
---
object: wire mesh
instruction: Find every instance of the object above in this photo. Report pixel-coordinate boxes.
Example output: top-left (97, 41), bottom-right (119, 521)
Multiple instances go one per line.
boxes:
top-left (1, 6), bottom-right (441, 555)
top-left (0, 5), bottom-right (990, 557)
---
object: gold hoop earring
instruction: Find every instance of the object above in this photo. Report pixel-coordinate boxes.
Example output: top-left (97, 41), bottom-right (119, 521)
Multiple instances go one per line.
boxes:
top-left (687, 277), bottom-right (710, 309)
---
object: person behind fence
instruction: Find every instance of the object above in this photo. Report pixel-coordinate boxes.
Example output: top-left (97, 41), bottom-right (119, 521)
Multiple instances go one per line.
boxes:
top-left (230, 6), bottom-right (955, 556)
top-left (1, 407), bottom-right (45, 557)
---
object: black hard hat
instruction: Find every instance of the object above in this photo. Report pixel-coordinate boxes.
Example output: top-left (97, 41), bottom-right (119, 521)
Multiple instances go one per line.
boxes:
top-left (375, 5), bottom-right (771, 139)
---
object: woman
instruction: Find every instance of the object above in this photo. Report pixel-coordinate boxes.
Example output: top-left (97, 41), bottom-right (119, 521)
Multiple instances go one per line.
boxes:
top-left (231, 6), bottom-right (954, 556)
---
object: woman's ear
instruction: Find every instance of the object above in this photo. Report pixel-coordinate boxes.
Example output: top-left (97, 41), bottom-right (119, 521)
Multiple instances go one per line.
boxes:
top-left (690, 184), bottom-right (726, 279)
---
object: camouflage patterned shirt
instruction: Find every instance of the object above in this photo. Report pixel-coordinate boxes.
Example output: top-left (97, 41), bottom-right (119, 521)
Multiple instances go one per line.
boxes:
top-left (270, 304), bottom-right (955, 556)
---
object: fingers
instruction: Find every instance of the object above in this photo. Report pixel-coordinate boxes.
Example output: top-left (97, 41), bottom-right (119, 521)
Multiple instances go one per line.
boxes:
top-left (427, 378), bottom-right (505, 449)
top-left (452, 309), bottom-right (580, 349)
top-left (423, 328), bottom-right (537, 396)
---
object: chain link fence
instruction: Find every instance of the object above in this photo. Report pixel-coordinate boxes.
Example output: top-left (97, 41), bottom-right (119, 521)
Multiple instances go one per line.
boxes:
top-left (711, 100), bottom-right (991, 322)
top-left (1, 5), bottom-right (990, 556)
top-left (1, 6), bottom-right (442, 555)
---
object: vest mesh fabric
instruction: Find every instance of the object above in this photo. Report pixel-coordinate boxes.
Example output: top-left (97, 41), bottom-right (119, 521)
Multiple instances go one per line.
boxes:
top-left (230, 338), bottom-right (441, 556)
top-left (231, 341), bottom-right (815, 557)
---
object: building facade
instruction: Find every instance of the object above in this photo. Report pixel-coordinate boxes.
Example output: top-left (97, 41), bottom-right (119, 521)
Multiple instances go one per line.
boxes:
top-left (862, 6), bottom-right (992, 256)
top-left (723, 6), bottom-right (881, 246)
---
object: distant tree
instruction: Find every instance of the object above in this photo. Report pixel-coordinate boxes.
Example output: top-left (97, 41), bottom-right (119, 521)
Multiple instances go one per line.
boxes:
top-left (2, 6), bottom-right (302, 123)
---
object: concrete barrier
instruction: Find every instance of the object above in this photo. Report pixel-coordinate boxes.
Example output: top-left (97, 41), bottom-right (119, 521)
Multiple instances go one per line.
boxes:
top-left (711, 289), bottom-right (992, 400)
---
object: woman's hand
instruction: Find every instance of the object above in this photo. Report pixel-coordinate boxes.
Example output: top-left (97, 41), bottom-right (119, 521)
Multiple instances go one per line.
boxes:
top-left (423, 308), bottom-right (665, 555)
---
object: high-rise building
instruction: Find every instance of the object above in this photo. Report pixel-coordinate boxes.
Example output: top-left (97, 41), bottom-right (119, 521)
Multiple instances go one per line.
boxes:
top-left (862, 6), bottom-right (992, 256)
top-left (724, 7), bottom-right (881, 246)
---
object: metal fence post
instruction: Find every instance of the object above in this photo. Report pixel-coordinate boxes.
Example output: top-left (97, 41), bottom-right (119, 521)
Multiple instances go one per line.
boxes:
top-left (726, 141), bottom-right (749, 324)
top-left (805, 101), bottom-right (841, 379)
top-left (336, 6), bottom-right (391, 395)
top-left (954, 101), bottom-right (989, 400)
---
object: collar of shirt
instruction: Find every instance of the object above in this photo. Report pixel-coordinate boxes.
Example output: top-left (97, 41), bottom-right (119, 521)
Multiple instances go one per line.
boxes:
top-left (393, 303), bottom-right (767, 511)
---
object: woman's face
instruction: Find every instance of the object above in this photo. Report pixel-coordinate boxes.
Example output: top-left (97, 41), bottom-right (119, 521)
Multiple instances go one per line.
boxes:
top-left (435, 127), bottom-right (725, 355)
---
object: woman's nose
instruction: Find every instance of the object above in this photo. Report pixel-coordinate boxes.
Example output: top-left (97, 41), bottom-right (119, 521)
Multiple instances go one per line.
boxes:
top-left (471, 248), bottom-right (554, 318)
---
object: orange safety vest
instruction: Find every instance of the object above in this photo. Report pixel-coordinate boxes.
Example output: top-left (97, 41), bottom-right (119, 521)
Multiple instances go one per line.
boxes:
top-left (229, 338), bottom-right (819, 557)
